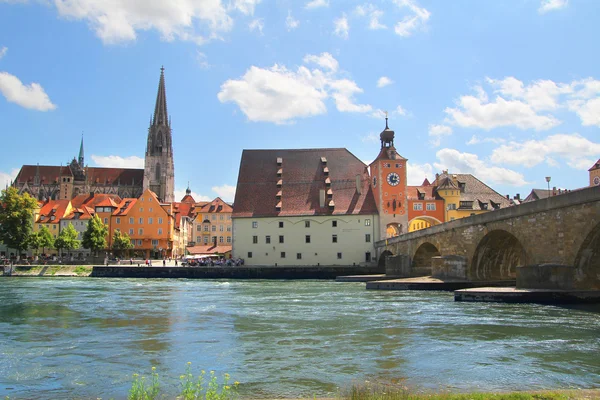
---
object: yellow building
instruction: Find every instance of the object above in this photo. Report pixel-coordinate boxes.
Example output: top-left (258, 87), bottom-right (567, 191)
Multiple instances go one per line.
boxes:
top-left (433, 171), bottom-right (511, 222)
top-left (192, 197), bottom-right (233, 246)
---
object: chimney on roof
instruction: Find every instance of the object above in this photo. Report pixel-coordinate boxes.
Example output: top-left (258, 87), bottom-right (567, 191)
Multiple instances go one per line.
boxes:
top-left (319, 189), bottom-right (325, 208)
top-left (355, 175), bottom-right (361, 195)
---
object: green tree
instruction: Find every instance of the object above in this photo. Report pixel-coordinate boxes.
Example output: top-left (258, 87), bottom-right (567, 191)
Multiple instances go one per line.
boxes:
top-left (82, 214), bottom-right (108, 256)
top-left (37, 225), bottom-right (55, 255)
top-left (28, 231), bottom-right (41, 255)
top-left (0, 187), bottom-right (38, 260)
top-left (112, 230), bottom-right (134, 257)
top-left (54, 223), bottom-right (80, 257)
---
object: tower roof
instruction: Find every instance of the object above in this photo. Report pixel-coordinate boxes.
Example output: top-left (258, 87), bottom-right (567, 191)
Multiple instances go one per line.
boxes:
top-left (153, 66), bottom-right (168, 126)
top-left (78, 134), bottom-right (84, 164)
top-left (589, 159), bottom-right (600, 171)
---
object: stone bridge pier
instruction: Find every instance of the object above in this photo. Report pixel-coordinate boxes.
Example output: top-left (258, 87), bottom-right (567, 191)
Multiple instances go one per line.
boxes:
top-left (375, 186), bottom-right (600, 289)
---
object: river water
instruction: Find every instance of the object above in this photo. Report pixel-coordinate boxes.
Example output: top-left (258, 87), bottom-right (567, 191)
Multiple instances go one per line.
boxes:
top-left (0, 278), bottom-right (599, 399)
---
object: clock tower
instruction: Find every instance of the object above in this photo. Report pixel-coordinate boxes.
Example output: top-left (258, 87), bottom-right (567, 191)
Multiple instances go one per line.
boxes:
top-left (589, 159), bottom-right (600, 187)
top-left (369, 117), bottom-right (408, 239)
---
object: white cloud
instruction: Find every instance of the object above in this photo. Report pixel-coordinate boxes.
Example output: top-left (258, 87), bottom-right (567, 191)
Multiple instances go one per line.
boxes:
top-left (212, 184), bottom-right (236, 202)
top-left (305, 0), bottom-right (328, 9)
top-left (377, 76), bottom-right (393, 88)
top-left (49, 0), bottom-right (241, 45)
top-left (444, 76), bottom-right (600, 130)
top-left (218, 64), bottom-right (328, 124)
top-left (0, 71), bottom-right (56, 111)
top-left (248, 18), bottom-right (264, 34)
top-left (539, 0), bottom-right (568, 13)
top-left (334, 14), bottom-right (349, 39)
top-left (303, 52), bottom-right (338, 72)
top-left (91, 155), bottom-right (144, 168)
top-left (371, 105), bottom-right (407, 119)
top-left (218, 54), bottom-right (374, 124)
top-left (428, 124), bottom-right (452, 146)
top-left (286, 11), bottom-right (299, 31)
top-left (434, 148), bottom-right (528, 186)
top-left (393, 0), bottom-right (430, 37)
top-left (567, 78), bottom-right (600, 127)
top-left (0, 168), bottom-right (19, 190)
top-left (0, 47), bottom-right (7, 60)
top-left (407, 162), bottom-right (434, 186)
top-left (196, 51), bottom-right (210, 69)
top-left (231, 0), bottom-right (261, 16)
top-left (355, 4), bottom-right (387, 30)
top-left (466, 135), bottom-right (506, 145)
top-left (490, 133), bottom-right (600, 169)
top-left (444, 79), bottom-right (561, 131)
top-left (174, 188), bottom-right (211, 202)
top-left (328, 79), bottom-right (372, 113)
top-left (361, 132), bottom-right (379, 143)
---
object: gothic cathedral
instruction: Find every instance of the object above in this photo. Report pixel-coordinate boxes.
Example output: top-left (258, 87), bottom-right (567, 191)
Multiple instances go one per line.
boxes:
top-left (143, 67), bottom-right (175, 203)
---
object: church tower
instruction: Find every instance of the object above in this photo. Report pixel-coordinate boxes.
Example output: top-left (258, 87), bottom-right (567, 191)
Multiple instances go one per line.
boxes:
top-left (143, 66), bottom-right (175, 203)
top-left (369, 116), bottom-right (408, 239)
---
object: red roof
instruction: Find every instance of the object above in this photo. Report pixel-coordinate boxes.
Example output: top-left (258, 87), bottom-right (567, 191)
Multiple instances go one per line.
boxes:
top-left (15, 165), bottom-right (72, 184)
top-left (233, 148), bottom-right (378, 217)
top-left (196, 197), bottom-right (233, 214)
top-left (186, 245), bottom-right (232, 255)
top-left (180, 194), bottom-right (195, 203)
top-left (37, 199), bottom-right (71, 224)
top-left (113, 198), bottom-right (138, 216)
top-left (406, 185), bottom-right (439, 200)
top-left (15, 165), bottom-right (143, 185)
top-left (172, 201), bottom-right (196, 229)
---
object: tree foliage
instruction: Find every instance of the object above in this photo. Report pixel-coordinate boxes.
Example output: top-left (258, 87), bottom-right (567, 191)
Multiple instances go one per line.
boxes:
top-left (37, 225), bottom-right (55, 255)
top-left (54, 223), bottom-right (80, 255)
top-left (112, 230), bottom-right (133, 256)
top-left (0, 187), bottom-right (38, 256)
top-left (82, 214), bottom-right (108, 255)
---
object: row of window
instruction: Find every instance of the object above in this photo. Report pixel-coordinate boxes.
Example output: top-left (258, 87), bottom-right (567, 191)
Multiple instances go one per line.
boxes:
top-left (382, 163), bottom-right (402, 168)
top-left (124, 228), bottom-right (164, 236)
top-left (196, 236), bottom-right (231, 244)
top-left (198, 215), bottom-right (232, 221)
top-left (252, 234), bottom-right (371, 244)
top-left (130, 239), bottom-right (159, 247)
top-left (196, 225), bottom-right (231, 232)
top-left (114, 217), bottom-right (164, 224)
top-left (247, 251), bottom-right (350, 259)
top-left (412, 203), bottom-right (437, 211)
top-left (252, 219), bottom-right (371, 229)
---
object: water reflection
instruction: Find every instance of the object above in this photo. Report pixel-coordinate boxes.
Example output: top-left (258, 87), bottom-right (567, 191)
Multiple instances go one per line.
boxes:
top-left (0, 279), bottom-right (599, 399)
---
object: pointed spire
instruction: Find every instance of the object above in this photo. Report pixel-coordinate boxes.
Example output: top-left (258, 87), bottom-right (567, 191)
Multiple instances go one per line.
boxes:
top-left (186, 182), bottom-right (191, 195)
top-left (78, 133), bottom-right (84, 166)
top-left (152, 66), bottom-right (168, 126)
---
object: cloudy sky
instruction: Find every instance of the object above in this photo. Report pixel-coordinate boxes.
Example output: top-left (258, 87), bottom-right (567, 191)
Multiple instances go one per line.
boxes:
top-left (0, 0), bottom-right (598, 202)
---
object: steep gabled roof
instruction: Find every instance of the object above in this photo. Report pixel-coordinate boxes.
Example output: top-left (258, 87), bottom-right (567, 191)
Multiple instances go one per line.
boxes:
top-left (196, 197), bottom-right (233, 214)
top-left (435, 172), bottom-right (511, 210)
top-left (589, 159), bottom-right (600, 171)
top-left (233, 148), bottom-right (378, 218)
top-left (37, 199), bottom-right (71, 224)
top-left (113, 198), bottom-right (138, 216)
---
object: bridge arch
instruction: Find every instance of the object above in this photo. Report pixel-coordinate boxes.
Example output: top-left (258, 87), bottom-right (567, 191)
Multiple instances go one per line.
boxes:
top-left (378, 250), bottom-right (393, 267)
top-left (470, 229), bottom-right (526, 281)
top-left (412, 242), bottom-right (441, 274)
top-left (573, 222), bottom-right (600, 289)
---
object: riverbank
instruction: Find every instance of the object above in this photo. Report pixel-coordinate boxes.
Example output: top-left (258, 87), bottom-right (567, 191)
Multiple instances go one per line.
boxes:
top-left (5, 265), bottom-right (93, 277)
top-left (337, 388), bottom-right (600, 400)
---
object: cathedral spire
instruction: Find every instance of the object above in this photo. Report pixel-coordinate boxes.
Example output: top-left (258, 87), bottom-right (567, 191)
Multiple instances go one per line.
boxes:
top-left (152, 66), bottom-right (168, 126)
top-left (78, 134), bottom-right (84, 166)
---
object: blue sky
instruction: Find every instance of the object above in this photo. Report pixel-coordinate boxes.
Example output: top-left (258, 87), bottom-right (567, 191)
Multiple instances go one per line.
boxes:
top-left (0, 0), bottom-right (599, 202)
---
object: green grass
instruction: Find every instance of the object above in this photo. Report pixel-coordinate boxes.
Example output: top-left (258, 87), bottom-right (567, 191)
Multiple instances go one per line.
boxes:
top-left (74, 266), bottom-right (92, 276)
top-left (340, 383), bottom-right (593, 400)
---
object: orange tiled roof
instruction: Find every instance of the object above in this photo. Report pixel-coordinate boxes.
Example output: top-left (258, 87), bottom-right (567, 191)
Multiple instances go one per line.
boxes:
top-left (37, 199), bottom-right (71, 224)
top-left (186, 245), bottom-right (232, 255)
top-left (196, 197), bottom-right (233, 214)
top-left (113, 198), bottom-right (138, 216)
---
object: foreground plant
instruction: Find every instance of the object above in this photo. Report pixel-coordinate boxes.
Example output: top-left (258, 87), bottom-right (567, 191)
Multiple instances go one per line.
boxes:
top-left (128, 366), bottom-right (160, 400)
top-left (179, 362), bottom-right (238, 400)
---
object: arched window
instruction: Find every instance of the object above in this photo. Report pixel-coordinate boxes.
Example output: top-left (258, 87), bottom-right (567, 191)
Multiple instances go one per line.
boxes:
top-left (155, 163), bottom-right (161, 180)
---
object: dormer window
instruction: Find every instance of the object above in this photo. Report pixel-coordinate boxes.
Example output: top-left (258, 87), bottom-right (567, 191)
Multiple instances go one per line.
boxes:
top-left (50, 216), bottom-right (55, 221)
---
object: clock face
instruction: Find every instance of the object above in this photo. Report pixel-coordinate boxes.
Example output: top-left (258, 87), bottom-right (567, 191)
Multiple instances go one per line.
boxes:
top-left (373, 177), bottom-right (377, 187)
top-left (594, 176), bottom-right (600, 186)
top-left (386, 172), bottom-right (400, 186)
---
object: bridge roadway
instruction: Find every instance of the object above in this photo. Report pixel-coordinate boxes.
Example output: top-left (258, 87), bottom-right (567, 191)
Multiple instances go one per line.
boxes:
top-left (375, 185), bottom-right (600, 290)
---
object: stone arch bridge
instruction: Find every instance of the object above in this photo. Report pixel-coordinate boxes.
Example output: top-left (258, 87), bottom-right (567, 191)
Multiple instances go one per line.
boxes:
top-left (376, 186), bottom-right (600, 289)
